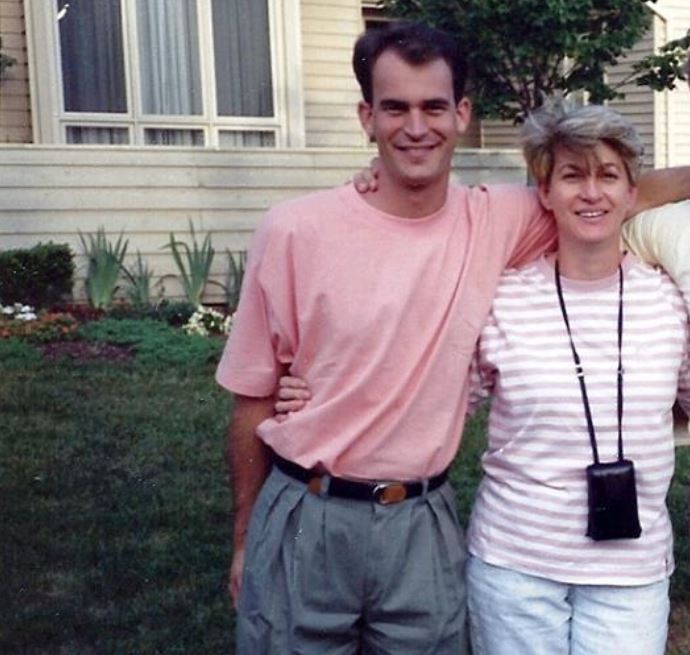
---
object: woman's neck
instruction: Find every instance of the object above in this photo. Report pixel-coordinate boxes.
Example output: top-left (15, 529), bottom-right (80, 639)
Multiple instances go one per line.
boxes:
top-left (551, 242), bottom-right (623, 281)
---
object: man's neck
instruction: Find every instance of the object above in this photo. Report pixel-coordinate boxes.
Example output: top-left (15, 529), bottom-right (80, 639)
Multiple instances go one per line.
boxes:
top-left (361, 174), bottom-right (450, 219)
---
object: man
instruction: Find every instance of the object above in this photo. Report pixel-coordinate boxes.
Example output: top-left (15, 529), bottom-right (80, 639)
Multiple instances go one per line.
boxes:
top-left (622, 52), bottom-right (690, 549)
top-left (216, 22), bottom-right (690, 654)
top-left (623, 198), bottom-right (690, 442)
top-left (622, 50), bottom-right (690, 442)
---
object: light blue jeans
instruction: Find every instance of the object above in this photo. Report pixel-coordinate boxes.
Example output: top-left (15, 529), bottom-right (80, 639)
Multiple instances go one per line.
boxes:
top-left (467, 555), bottom-right (669, 655)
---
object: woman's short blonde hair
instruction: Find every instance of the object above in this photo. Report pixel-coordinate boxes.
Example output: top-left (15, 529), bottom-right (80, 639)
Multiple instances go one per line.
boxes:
top-left (521, 102), bottom-right (643, 187)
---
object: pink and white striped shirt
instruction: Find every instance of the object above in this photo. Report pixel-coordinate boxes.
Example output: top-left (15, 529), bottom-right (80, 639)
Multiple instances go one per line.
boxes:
top-left (467, 254), bottom-right (690, 586)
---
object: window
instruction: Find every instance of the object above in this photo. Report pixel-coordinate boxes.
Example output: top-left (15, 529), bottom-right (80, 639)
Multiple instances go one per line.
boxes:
top-left (26, 0), bottom-right (304, 147)
top-left (361, 2), bottom-right (390, 32)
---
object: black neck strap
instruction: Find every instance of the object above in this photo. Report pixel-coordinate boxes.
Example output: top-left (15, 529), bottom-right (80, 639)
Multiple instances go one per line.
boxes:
top-left (554, 261), bottom-right (624, 465)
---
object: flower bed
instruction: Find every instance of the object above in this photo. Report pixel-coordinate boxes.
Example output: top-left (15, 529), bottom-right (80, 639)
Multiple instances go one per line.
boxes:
top-left (0, 303), bottom-right (79, 342)
top-left (0, 300), bottom-right (232, 366)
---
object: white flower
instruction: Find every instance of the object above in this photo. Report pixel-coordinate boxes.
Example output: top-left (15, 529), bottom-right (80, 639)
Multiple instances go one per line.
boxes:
top-left (0, 302), bottom-right (38, 321)
top-left (182, 305), bottom-right (233, 336)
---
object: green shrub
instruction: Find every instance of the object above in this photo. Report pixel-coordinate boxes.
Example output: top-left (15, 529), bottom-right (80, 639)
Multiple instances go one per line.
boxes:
top-left (148, 300), bottom-right (196, 327)
top-left (79, 227), bottom-right (128, 309)
top-left (0, 243), bottom-right (74, 308)
top-left (0, 338), bottom-right (41, 369)
top-left (103, 301), bottom-right (196, 326)
top-left (226, 250), bottom-right (247, 311)
top-left (123, 251), bottom-right (157, 310)
top-left (135, 331), bottom-right (224, 371)
top-left (164, 221), bottom-right (224, 306)
top-left (77, 317), bottom-right (223, 370)
top-left (77, 318), bottom-right (173, 345)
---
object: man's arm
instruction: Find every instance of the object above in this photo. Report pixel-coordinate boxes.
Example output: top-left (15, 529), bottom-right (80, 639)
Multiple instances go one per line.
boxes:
top-left (226, 393), bottom-right (274, 607)
top-left (633, 167), bottom-right (690, 215)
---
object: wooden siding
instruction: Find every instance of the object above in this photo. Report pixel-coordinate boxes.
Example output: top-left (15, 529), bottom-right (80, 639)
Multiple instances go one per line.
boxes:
top-left (0, 0), bottom-right (31, 143)
top-left (657, 0), bottom-right (690, 166)
top-left (301, 0), bottom-right (365, 148)
top-left (480, 119), bottom-right (520, 150)
top-left (0, 145), bottom-right (527, 302)
top-left (608, 27), bottom-right (657, 168)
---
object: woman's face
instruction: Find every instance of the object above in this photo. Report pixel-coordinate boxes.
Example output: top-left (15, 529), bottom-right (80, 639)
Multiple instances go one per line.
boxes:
top-left (538, 142), bottom-right (637, 251)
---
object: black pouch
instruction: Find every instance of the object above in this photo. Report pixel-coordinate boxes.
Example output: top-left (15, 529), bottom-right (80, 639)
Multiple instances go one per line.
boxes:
top-left (586, 459), bottom-right (642, 541)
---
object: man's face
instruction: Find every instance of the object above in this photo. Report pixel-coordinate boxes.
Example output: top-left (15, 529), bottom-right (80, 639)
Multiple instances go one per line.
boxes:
top-left (358, 50), bottom-right (470, 194)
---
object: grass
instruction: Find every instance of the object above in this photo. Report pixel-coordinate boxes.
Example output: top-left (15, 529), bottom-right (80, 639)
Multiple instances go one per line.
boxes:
top-left (1, 354), bottom-right (233, 654)
top-left (1, 349), bottom-right (689, 653)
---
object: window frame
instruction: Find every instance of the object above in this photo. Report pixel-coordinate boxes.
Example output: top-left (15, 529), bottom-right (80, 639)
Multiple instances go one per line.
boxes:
top-left (25, 0), bottom-right (305, 148)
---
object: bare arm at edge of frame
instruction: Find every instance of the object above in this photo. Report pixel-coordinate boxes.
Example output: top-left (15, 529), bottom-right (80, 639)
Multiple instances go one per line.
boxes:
top-left (633, 167), bottom-right (690, 216)
top-left (226, 393), bottom-right (274, 608)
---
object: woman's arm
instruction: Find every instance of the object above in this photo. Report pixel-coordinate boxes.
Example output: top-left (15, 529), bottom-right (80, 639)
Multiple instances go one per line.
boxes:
top-left (274, 375), bottom-right (312, 420)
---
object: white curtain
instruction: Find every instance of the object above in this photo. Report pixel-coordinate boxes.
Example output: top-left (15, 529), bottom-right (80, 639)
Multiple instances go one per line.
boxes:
top-left (219, 131), bottom-right (275, 147)
top-left (145, 129), bottom-right (204, 146)
top-left (66, 127), bottom-right (129, 144)
top-left (212, 0), bottom-right (273, 117)
top-left (59, 0), bottom-right (273, 146)
top-left (58, 0), bottom-right (126, 113)
top-left (136, 0), bottom-right (202, 116)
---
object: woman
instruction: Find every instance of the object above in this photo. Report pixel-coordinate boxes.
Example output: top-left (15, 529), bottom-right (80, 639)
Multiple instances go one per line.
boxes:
top-left (275, 103), bottom-right (690, 654)
top-left (463, 103), bottom-right (690, 655)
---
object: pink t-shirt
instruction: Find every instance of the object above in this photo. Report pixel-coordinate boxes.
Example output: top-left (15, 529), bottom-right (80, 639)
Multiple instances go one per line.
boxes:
top-left (216, 183), bottom-right (556, 479)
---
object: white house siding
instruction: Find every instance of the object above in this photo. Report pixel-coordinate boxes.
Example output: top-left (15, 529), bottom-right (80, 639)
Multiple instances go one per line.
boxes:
top-left (608, 27), bottom-right (657, 168)
top-left (657, 0), bottom-right (690, 166)
top-left (301, 0), bottom-right (365, 148)
top-left (479, 119), bottom-right (520, 150)
top-left (609, 2), bottom-right (690, 168)
top-left (0, 0), bottom-right (31, 143)
top-left (0, 145), bottom-right (527, 302)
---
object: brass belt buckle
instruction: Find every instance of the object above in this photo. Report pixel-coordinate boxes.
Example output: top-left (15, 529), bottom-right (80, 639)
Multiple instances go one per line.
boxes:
top-left (373, 482), bottom-right (407, 505)
top-left (307, 477), bottom-right (322, 495)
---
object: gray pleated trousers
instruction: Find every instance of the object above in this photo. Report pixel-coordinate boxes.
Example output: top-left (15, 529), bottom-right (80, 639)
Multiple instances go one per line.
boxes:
top-left (235, 467), bottom-right (468, 655)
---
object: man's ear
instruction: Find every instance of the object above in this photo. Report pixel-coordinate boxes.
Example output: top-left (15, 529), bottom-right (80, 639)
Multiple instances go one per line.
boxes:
top-left (455, 97), bottom-right (472, 134)
top-left (358, 101), bottom-right (375, 141)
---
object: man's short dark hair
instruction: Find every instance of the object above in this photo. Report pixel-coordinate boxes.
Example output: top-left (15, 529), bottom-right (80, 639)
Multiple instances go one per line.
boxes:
top-left (352, 21), bottom-right (468, 105)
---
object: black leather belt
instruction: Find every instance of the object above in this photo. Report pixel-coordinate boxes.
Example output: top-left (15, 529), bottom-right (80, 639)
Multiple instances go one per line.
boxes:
top-left (273, 454), bottom-right (449, 505)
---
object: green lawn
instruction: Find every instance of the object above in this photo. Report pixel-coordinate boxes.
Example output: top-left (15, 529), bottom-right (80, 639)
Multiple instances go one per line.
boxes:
top-left (1, 352), bottom-right (233, 654)
top-left (1, 347), bottom-right (688, 654)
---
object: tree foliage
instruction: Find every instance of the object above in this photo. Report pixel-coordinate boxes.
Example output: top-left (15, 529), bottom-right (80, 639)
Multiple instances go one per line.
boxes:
top-left (0, 37), bottom-right (16, 80)
top-left (631, 30), bottom-right (690, 92)
top-left (381, 0), bottom-right (686, 123)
